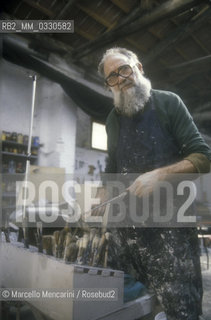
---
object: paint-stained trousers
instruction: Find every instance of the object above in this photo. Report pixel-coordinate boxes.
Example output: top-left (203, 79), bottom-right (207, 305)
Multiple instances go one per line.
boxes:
top-left (108, 227), bottom-right (203, 320)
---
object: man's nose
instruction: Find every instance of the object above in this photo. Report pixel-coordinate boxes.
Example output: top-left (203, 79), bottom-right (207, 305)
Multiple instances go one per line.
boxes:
top-left (117, 74), bottom-right (126, 85)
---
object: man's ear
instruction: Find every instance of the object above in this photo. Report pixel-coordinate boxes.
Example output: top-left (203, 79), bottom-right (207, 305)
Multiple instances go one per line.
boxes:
top-left (137, 63), bottom-right (144, 74)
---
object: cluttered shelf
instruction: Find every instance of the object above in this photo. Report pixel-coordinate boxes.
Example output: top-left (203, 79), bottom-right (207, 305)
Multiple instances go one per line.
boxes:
top-left (1, 131), bottom-right (40, 147)
top-left (2, 151), bottom-right (38, 159)
top-left (2, 140), bottom-right (39, 148)
top-left (2, 132), bottom-right (39, 157)
top-left (1, 130), bottom-right (40, 174)
top-left (1, 131), bottom-right (41, 228)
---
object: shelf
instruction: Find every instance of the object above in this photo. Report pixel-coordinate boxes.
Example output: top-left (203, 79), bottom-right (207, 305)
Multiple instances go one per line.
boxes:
top-left (2, 193), bottom-right (16, 198)
top-left (2, 152), bottom-right (38, 159)
top-left (2, 140), bottom-right (39, 148)
top-left (1, 135), bottom-right (40, 221)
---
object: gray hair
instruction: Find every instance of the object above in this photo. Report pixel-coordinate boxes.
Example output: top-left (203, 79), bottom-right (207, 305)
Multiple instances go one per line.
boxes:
top-left (98, 47), bottom-right (141, 77)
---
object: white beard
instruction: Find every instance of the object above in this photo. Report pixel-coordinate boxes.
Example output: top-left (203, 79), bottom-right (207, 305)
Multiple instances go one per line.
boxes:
top-left (113, 73), bottom-right (152, 117)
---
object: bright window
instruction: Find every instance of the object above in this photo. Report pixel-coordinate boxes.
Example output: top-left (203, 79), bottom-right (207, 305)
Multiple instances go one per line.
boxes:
top-left (91, 121), bottom-right (107, 151)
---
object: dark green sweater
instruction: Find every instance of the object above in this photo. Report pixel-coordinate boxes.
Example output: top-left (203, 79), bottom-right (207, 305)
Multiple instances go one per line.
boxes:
top-left (106, 89), bottom-right (211, 173)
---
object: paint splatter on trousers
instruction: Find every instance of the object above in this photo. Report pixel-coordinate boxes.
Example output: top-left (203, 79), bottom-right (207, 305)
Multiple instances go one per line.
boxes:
top-left (108, 227), bottom-right (203, 320)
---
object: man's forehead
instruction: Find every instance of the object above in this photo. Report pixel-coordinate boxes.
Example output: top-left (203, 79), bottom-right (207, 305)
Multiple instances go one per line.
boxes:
top-left (104, 54), bottom-right (130, 76)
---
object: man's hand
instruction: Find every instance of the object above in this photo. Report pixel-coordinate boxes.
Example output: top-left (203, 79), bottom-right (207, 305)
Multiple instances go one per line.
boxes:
top-left (128, 169), bottom-right (163, 198)
top-left (127, 159), bottom-right (197, 198)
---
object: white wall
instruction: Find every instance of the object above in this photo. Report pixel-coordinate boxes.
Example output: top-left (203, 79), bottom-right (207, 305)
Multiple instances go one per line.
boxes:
top-left (0, 60), bottom-right (35, 135)
top-left (75, 147), bottom-right (107, 184)
top-left (0, 60), bottom-right (76, 174)
top-left (35, 77), bottom-right (77, 173)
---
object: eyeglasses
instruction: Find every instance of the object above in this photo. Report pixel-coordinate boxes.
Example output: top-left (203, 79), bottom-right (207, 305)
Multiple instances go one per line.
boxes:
top-left (105, 64), bottom-right (134, 87)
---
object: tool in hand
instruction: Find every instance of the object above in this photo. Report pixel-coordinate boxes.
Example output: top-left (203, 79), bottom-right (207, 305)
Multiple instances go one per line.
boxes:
top-left (85, 190), bottom-right (128, 215)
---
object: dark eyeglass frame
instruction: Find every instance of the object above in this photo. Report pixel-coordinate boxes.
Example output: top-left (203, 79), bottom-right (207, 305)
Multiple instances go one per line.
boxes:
top-left (105, 64), bottom-right (134, 87)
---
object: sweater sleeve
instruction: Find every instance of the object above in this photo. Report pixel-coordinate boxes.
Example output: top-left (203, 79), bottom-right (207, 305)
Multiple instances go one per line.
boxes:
top-left (158, 91), bottom-right (211, 171)
top-left (184, 153), bottom-right (210, 173)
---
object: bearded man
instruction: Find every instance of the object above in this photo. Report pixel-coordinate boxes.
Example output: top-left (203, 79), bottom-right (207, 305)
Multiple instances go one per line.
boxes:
top-left (98, 47), bottom-right (211, 320)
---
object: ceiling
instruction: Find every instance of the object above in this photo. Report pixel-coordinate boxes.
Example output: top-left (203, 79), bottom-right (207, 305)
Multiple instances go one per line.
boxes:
top-left (1, 0), bottom-right (211, 135)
